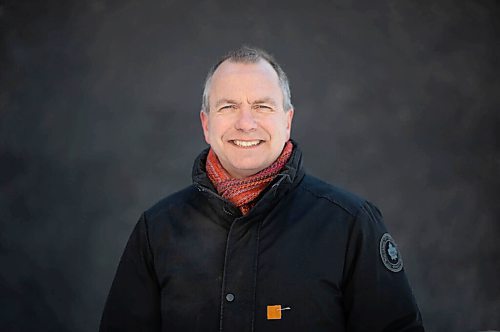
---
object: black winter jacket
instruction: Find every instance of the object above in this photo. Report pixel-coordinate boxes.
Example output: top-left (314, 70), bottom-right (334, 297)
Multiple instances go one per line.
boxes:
top-left (100, 144), bottom-right (424, 332)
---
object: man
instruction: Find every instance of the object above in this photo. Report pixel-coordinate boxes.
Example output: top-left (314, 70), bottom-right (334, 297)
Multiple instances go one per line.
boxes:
top-left (100, 46), bottom-right (424, 331)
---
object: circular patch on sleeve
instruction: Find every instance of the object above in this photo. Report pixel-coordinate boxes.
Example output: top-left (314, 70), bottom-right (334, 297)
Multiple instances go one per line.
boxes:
top-left (379, 233), bottom-right (403, 272)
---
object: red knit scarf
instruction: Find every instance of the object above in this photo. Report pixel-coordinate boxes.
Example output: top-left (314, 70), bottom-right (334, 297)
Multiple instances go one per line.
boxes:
top-left (206, 141), bottom-right (293, 215)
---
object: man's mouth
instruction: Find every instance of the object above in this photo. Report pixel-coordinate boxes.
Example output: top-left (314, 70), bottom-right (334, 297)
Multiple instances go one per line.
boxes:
top-left (229, 140), bottom-right (263, 148)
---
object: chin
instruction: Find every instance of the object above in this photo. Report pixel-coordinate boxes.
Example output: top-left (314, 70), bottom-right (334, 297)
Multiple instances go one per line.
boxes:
top-left (235, 157), bottom-right (266, 167)
top-left (240, 165), bottom-right (269, 175)
top-left (225, 160), bottom-right (260, 174)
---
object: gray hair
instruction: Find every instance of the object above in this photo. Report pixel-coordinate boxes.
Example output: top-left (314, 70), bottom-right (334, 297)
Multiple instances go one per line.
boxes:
top-left (201, 46), bottom-right (293, 113)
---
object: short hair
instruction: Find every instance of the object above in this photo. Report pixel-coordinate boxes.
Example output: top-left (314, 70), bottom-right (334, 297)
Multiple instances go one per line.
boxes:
top-left (201, 46), bottom-right (293, 113)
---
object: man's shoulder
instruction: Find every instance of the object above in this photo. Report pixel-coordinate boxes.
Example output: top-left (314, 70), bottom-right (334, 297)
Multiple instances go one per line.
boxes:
top-left (143, 184), bottom-right (198, 220)
top-left (300, 174), bottom-right (368, 217)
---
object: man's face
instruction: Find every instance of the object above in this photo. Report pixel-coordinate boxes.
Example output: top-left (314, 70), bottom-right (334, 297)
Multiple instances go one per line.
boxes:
top-left (200, 59), bottom-right (294, 179)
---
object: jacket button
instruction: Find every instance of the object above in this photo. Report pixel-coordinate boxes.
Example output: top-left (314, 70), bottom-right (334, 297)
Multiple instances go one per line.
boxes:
top-left (225, 293), bottom-right (235, 302)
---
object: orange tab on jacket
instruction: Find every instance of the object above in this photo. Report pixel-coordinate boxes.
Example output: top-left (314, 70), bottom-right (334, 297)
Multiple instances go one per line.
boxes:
top-left (267, 305), bottom-right (282, 320)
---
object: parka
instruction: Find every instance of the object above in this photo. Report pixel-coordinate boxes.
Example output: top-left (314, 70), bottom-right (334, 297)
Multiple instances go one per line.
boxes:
top-left (100, 143), bottom-right (424, 332)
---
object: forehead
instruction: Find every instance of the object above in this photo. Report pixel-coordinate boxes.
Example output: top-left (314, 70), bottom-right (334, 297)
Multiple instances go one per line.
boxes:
top-left (209, 59), bottom-right (282, 102)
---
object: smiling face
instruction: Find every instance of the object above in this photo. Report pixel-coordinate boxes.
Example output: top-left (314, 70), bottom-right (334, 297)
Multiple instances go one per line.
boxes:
top-left (200, 59), bottom-right (294, 179)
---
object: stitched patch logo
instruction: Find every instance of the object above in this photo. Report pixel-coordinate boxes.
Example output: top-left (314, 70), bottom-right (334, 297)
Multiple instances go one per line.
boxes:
top-left (267, 305), bottom-right (291, 320)
top-left (379, 233), bottom-right (403, 272)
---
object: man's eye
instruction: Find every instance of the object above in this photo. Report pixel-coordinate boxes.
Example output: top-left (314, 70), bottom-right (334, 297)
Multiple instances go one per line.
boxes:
top-left (219, 105), bottom-right (235, 111)
top-left (255, 105), bottom-right (273, 111)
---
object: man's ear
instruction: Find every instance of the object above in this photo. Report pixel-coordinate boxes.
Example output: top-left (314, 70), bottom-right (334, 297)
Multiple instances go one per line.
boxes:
top-left (285, 108), bottom-right (294, 137)
top-left (200, 110), bottom-right (210, 144)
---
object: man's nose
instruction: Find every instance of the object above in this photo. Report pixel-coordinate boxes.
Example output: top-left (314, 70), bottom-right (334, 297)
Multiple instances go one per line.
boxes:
top-left (235, 106), bottom-right (257, 131)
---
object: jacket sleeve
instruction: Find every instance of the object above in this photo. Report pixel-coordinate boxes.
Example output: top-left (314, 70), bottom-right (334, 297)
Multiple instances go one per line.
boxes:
top-left (342, 201), bottom-right (424, 332)
top-left (99, 213), bottom-right (161, 332)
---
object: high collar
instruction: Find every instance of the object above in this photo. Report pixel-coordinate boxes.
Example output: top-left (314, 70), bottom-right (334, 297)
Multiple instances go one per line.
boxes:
top-left (192, 140), bottom-right (305, 221)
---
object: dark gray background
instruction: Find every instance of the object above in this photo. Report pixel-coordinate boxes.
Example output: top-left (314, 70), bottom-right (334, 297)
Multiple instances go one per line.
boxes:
top-left (1, 0), bottom-right (499, 331)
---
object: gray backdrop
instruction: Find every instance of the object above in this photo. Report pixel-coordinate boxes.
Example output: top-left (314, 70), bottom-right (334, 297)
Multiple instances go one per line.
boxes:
top-left (1, 0), bottom-right (499, 331)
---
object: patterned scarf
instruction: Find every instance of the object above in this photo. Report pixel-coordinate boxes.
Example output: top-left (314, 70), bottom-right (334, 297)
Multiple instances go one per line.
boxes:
top-left (206, 140), bottom-right (293, 215)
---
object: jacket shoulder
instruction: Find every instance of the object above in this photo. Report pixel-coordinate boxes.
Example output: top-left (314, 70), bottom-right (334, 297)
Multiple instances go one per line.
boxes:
top-left (300, 174), bottom-right (368, 217)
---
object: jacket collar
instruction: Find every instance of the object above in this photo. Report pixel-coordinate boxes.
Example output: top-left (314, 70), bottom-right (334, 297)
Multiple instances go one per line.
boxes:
top-left (192, 139), bottom-right (305, 220)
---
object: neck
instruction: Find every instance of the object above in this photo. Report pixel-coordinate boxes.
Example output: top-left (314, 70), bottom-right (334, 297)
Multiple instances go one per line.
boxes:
top-left (206, 141), bottom-right (293, 215)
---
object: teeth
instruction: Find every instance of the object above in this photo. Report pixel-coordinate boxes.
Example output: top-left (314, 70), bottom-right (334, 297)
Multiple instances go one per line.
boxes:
top-left (232, 140), bottom-right (261, 147)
